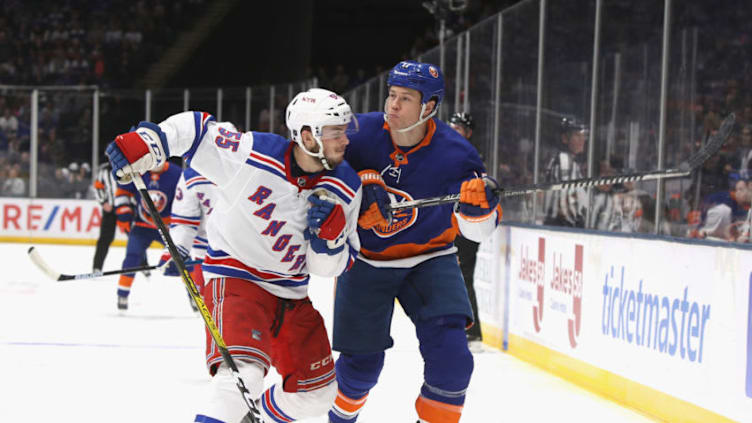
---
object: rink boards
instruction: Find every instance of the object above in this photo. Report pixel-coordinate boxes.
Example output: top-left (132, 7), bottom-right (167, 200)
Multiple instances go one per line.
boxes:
top-left (475, 224), bottom-right (752, 423)
top-left (1, 197), bottom-right (130, 246)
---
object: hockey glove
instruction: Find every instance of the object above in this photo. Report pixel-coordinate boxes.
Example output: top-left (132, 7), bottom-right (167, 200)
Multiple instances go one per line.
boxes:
top-left (106, 122), bottom-right (169, 183)
top-left (115, 204), bottom-right (134, 234)
top-left (306, 193), bottom-right (346, 255)
top-left (158, 245), bottom-right (193, 277)
top-left (457, 176), bottom-right (501, 220)
top-left (357, 170), bottom-right (392, 230)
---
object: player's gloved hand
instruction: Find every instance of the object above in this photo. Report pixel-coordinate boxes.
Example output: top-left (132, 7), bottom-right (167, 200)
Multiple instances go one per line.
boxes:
top-left (105, 122), bottom-right (169, 183)
top-left (457, 176), bottom-right (501, 220)
top-left (357, 170), bottom-right (392, 229)
top-left (158, 245), bottom-right (193, 276)
top-left (115, 204), bottom-right (134, 234)
top-left (306, 192), bottom-right (346, 255)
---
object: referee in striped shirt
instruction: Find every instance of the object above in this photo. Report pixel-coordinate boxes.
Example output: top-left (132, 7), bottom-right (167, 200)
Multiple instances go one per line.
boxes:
top-left (92, 161), bottom-right (118, 272)
top-left (543, 117), bottom-right (589, 227)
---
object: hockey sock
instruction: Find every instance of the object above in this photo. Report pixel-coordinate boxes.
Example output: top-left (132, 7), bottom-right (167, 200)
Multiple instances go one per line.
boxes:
top-left (117, 274), bottom-right (134, 298)
top-left (194, 362), bottom-right (265, 423)
top-left (329, 352), bottom-right (384, 423)
top-left (415, 315), bottom-right (474, 423)
top-left (259, 382), bottom-right (336, 422)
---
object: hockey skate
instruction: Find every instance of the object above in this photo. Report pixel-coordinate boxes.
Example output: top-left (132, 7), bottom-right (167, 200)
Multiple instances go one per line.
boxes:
top-left (467, 335), bottom-right (484, 353)
top-left (117, 295), bottom-right (128, 311)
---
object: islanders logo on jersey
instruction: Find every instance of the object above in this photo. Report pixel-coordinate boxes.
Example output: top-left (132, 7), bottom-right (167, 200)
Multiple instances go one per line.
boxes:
top-left (371, 186), bottom-right (418, 238)
top-left (138, 189), bottom-right (169, 222)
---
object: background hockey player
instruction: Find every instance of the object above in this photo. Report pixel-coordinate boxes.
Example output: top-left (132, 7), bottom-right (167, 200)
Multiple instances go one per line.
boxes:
top-left (157, 161), bottom-right (222, 311)
top-left (105, 88), bottom-right (362, 423)
top-left (328, 61), bottom-right (502, 423)
top-left (113, 158), bottom-right (182, 311)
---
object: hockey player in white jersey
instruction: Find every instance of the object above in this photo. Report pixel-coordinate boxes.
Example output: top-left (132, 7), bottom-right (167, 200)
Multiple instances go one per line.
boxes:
top-left (105, 88), bottom-right (362, 423)
top-left (157, 163), bottom-right (220, 311)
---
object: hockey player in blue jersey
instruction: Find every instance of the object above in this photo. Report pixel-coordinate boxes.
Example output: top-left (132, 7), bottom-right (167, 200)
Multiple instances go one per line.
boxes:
top-left (113, 159), bottom-right (183, 311)
top-left (328, 61), bottom-right (502, 423)
top-left (105, 88), bottom-right (362, 423)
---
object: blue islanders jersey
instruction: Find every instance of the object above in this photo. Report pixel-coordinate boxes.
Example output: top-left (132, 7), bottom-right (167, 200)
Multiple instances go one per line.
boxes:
top-left (115, 162), bottom-right (182, 229)
top-left (346, 112), bottom-right (497, 267)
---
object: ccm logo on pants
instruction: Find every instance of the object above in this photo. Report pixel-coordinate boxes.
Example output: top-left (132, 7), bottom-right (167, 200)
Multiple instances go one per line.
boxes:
top-left (311, 355), bottom-right (333, 371)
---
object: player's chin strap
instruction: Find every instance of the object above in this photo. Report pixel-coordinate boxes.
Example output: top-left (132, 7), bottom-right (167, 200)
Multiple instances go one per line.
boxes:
top-left (383, 101), bottom-right (438, 133)
top-left (297, 136), bottom-right (333, 171)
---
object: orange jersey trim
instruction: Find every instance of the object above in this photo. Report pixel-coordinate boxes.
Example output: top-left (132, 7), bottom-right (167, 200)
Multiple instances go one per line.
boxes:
top-left (383, 119), bottom-right (437, 167)
top-left (360, 224), bottom-right (458, 261)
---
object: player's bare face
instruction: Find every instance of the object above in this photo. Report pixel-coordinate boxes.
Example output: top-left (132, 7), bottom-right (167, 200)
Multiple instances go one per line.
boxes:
top-left (385, 87), bottom-right (422, 130)
top-left (321, 124), bottom-right (350, 167)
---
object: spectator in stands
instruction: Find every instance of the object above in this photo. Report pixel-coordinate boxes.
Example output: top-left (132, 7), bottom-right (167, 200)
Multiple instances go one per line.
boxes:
top-left (690, 176), bottom-right (751, 241)
top-left (738, 124), bottom-right (752, 179)
top-left (0, 107), bottom-right (18, 136)
top-left (542, 117), bottom-right (588, 227)
top-left (448, 111), bottom-right (484, 353)
top-left (2, 163), bottom-right (26, 197)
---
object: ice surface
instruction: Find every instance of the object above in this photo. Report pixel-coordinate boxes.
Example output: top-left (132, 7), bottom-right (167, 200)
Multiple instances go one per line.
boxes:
top-left (0, 243), bottom-right (654, 422)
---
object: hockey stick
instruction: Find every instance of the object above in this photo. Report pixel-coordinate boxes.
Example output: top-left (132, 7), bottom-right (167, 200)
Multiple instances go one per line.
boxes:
top-left (388, 113), bottom-right (736, 212)
top-left (129, 171), bottom-right (263, 423)
top-left (27, 246), bottom-right (201, 282)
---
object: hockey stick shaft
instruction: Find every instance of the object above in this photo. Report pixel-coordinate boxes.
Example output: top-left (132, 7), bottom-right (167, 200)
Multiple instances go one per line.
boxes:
top-left (130, 172), bottom-right (262, 422)
top-left (27, 246), bottom-right (200, 281)
top-left (388, 113), bottom-right (736, 212)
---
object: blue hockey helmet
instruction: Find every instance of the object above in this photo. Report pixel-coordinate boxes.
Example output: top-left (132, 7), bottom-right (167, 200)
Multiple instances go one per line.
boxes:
top-left (387, 60), bottom-right (445, 107)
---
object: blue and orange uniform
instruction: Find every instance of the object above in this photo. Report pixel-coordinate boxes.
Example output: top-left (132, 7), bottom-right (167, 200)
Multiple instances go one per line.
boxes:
top-left (114, 161), bottom-right (182, 308)
top-left (329, 92), bottom-right (501, 423)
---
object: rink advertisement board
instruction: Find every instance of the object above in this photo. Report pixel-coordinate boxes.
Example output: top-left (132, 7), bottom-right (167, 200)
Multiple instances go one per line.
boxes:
top-left (0, 197), bottom-right (126, 244)
top-left (497, 226), bottom-right (751, 423)
top-left (473, 227), bottom-right (506, 348)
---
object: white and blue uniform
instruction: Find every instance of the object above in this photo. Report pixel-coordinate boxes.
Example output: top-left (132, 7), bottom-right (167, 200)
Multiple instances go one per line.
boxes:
top-left (170, 167), bottom-right (216, 259)
top-left (157, 111), bottom-right (362, 299)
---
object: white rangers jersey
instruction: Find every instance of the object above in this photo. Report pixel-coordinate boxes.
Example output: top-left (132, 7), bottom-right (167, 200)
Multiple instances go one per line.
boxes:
top-left (170, 166), bottom-right (217, 259)
top-left (157, 111), bottom-right (362, 299)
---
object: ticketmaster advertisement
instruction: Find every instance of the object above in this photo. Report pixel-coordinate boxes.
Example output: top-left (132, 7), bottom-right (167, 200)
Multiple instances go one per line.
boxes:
top-left (504, 226), bottom-right (752, 422)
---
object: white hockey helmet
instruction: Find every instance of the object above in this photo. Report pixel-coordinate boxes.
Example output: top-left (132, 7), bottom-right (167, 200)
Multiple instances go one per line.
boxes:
top-left (286, 88), bottom-right (357, 170)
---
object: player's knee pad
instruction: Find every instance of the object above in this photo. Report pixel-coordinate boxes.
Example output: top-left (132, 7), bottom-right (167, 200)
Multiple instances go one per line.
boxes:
top-left (416, 315), bottom-right (474, 403)
top-left (335, 352), bottom-right (385, 398)
top-left (194, 361), bottom-right (265, 423)
top-left (260, 380), bottom-right (337, 421)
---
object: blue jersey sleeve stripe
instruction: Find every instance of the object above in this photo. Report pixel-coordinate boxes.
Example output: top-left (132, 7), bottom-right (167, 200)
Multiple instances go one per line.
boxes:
top-left (183, 112), bottom-right (215, 161)
top-left (244, 158), bottom-right (287, 182)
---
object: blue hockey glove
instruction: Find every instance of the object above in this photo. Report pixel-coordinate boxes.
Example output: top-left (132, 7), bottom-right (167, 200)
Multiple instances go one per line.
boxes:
top-left (308, 193), bottom-right (346, 241)
top-left (457, 176), bottom-right (501, 220)
top-left (357, 170), bottom-right (392, 229)
top-left (306, 192), bottom-right (346, 255)
top-left (158, 245), bottom-right (193, 277)
top-left (105, 122), bottom-right (169, 183)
